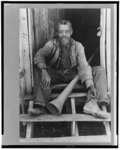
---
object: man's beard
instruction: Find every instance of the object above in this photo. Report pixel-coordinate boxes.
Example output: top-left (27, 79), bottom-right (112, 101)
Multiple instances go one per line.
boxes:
top-left (59, 37), bottom-right (70, 45)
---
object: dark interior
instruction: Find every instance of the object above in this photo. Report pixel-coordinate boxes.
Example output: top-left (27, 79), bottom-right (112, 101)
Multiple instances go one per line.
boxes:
top-left (63, 9), bottom-right (100, 67)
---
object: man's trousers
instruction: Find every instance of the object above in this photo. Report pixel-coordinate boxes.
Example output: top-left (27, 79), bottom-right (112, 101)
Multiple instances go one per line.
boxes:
top-left (33, 66), bottom-right (109, 107)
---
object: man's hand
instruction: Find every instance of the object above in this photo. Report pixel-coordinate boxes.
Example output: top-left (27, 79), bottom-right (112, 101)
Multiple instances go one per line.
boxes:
top-left (40, 69), bottom-right (51, 89)
top-left (87, 85), bottom-right (98, 100)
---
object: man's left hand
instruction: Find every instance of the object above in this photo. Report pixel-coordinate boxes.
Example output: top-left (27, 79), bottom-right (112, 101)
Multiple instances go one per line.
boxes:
top-left (87, 85), bottom-right (98, 100)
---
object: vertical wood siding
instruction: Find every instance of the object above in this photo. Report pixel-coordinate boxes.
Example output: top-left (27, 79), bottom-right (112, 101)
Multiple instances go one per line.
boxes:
top-left (100, 8), bottom-right (111, 92)
top-left (32, 8), bottom-right (64, 51)
top-left (19, 8), bottom-right (32, 95)
top-left (100, 8), bottom-right (106, 69)
top-left (19, 8), bottom-right (64, 96)
top-left (106, 9), bottom-right (111, 92)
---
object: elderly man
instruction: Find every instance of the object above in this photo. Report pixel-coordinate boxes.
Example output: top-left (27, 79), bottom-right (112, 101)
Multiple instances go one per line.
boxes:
top-left (28, 20), bottom-right (110, 118)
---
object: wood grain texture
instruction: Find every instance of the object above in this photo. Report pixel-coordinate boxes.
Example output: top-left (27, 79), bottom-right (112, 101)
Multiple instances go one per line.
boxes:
top-left (100, 8), bottom-right (106, 68)
top-left (28, 8), bottom-right (34, 88)
top-left (106, 9), bottom-right (111, 92)
top-left (26, 101), bottom-right (34, 139)
top-left (71, 98), bottom-right (79, 136)
top-left (102, 106), bottom-right (111, 136)
top-left (20, 113), bottom-right (111, 122)
top-left (20, 135), bottom-right (111, 143)
top-left (19, 9), bottom-right (32, 94)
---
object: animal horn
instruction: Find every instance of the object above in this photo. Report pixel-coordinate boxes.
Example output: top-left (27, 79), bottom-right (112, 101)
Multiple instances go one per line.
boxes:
top-left (47, 75), bottom-right (79, 115)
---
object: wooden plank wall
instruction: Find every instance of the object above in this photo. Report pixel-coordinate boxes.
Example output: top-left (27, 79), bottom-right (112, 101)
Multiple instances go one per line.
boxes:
top-left (100, 8), bottom-right (111, 93)
top-left (19, 8), bottom-right (65, 96)
top-left (32, 8), bottom-right (64, 52)
top-left (19, 9), bottom-right (33, 96)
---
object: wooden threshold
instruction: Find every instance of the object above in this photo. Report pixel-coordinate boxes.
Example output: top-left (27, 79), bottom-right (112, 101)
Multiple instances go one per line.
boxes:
top-left (20, 113), bottom-right (111, 122)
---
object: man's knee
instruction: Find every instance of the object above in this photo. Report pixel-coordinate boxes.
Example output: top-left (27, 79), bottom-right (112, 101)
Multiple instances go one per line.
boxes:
top-left (93, 66), bottom-right (105, 74)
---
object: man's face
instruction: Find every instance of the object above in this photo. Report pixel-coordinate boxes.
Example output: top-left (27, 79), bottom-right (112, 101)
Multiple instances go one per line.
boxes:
top-left (57, 24), bottom-right (73, 45)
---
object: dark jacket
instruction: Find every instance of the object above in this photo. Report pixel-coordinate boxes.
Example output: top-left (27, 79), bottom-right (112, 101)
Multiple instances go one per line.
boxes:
top-left (34, 38), bottom-right (93, 88)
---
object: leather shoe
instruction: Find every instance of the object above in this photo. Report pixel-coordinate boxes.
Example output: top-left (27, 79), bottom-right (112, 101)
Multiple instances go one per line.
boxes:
top-left (83, 99), bottom-right (110, 118)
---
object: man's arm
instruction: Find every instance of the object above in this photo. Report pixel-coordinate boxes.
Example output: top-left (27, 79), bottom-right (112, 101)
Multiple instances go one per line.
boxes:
top-left (34, 40), bottom-right (53, 89)
top-left (76, 42), bottom-right (98, 97)
top-left (34, 40), bottom-right (53, 70)
top-left (76, 42), bottom-right (94, 88)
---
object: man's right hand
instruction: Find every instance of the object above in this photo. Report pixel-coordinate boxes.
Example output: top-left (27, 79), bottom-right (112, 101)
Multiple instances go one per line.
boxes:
top-left (40, 69), bottom-right (51, 89)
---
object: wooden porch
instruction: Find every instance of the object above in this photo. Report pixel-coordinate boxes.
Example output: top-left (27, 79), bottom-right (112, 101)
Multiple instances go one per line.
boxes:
top-left (19, 8), bottom-right (111, 144)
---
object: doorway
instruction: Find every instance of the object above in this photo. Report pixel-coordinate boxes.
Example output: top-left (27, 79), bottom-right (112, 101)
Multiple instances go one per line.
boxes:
top-left (62, 9), bottom-right (100, 66)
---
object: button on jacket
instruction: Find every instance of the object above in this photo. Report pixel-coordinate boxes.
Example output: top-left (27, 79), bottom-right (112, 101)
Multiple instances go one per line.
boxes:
top-left (34, 38), bottom-right (94, 88)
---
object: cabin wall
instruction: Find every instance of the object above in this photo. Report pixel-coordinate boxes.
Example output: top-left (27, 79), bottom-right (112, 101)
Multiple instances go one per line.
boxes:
top-left (19, 9), bottom-right (33, 96)
top-left (19, 8), bottom-right (65, 96)
top-left (19, 8), bottom-right (111, 97)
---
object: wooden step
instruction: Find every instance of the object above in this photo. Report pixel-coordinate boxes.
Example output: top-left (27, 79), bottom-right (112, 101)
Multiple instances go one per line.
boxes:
top-left (52, 93), bottom-right (87, 98)
top-left (22, 92), bottom-right (111, 101)
top-left (22, 93), bottom-right (87, 102)
top-left (52, 83), bottom-right (86, 91)
top-left (20, 135), bottom-right (111, 143)
top-left (20, 113), bottom-right (111, 122)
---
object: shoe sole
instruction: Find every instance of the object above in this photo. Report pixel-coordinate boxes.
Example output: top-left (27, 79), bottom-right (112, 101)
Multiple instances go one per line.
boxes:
top-left (83, 109), bottom-right (110, 118)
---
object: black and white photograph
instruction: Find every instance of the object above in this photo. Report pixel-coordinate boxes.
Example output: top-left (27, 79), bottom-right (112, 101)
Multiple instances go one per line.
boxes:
top-left (2, 2), bottom-right (118, 147)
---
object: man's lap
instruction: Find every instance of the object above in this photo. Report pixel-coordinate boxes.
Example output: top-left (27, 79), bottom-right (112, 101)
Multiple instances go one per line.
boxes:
top-left (47, 66), bottom-right (78, 84)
